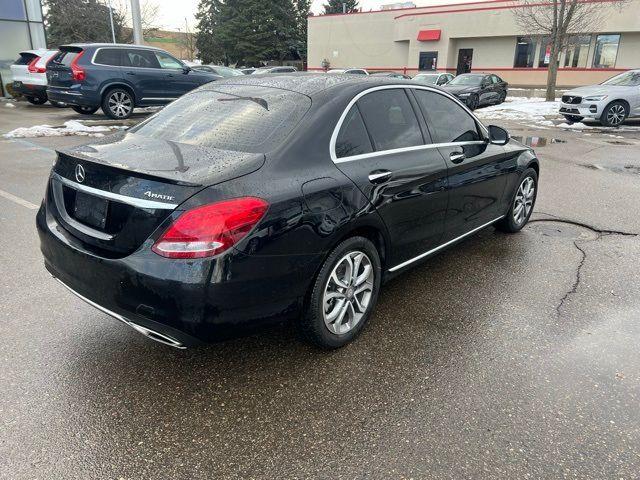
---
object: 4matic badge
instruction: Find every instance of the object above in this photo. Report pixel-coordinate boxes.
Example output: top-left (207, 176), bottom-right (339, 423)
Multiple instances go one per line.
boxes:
top-left (144, 191), bottom-right (175, 202)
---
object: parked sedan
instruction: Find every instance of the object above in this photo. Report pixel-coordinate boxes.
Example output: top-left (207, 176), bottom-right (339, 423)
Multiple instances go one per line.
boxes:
top-left (46, 43), bottom-right (219, 119)
top-left (37, 75), bottom-right (539, 350)
top-left (412, 72), bottom-right (454, 86)
top-left (11, 49), bottom-right (65, 106)
top-left (252, 66), bottom-right (298, 74)
top-left (441, 73), bottom-right (508, 110)
top-left (327, 68), bottom-right (369, 75)
top-left (559, 69), bottom-right (640, 126)
top-left (192, 65), bottom-right (244, 77)
top-left (370, 71), bottom-right (411, 79)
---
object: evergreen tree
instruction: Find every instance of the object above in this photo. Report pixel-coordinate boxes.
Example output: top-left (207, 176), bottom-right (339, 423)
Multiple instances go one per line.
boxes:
top-left (196, 0), bottom-right (307, 66)
top-left (322, 0), bottom-right (359, 14)
top-left (43, 0), bottom-right (127, 48)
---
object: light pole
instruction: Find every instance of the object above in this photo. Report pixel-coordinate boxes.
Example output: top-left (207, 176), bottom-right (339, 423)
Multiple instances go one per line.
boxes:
top-left (108, 1), bottom-right (116, 43)
top-left (131, 0), bottom-right (143, 45)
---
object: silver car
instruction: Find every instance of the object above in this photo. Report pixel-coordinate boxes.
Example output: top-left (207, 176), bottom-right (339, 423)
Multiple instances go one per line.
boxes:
top-left (559, 69), bottom-right (640, 126)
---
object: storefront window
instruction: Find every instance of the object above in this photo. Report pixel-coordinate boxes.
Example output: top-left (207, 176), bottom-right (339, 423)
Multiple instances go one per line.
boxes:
top-left (513, 37), bottom-right (537, 68)
top-left (538, 38), bottom-right (552, 68)
top-left (0, 0), bottom-right (27, 21)
top-left (563, 35), bottom-right (591, 68)
top-left (25, 0), bottom-right (43, 22)
top-left (0, 20), bottom-right (31, 95)
top-left (593, 34), bottom-right (620, 68)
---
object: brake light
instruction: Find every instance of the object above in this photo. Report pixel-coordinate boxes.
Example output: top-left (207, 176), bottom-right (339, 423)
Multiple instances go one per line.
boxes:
top-left (152, 197), bottom-right (269, 259)
top-left (70, 50), bottom-right (86, 81)
top-left (27, 56), bottom-right (46, 73)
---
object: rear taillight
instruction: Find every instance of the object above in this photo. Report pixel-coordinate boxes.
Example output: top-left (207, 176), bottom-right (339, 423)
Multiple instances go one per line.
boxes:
top-left (70, 50), bottom-right (86, 81)
top-left (152, 197), bottom-right (269, 259)
top-left (27, 56), bottom-right (46, 73)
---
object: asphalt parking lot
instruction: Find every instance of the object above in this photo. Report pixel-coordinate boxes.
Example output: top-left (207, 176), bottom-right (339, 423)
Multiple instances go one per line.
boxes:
top-left (1, 100), bottom-right (640, 479)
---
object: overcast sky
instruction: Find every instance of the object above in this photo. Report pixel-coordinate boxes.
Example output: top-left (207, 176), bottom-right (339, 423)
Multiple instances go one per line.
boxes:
top-left (153, 0), bottom-right (486, 31)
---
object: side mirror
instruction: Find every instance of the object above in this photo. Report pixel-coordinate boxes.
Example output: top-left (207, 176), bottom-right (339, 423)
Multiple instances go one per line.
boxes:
top-left (488, 125), bottom-right (509, 145)
top-left (182, 66), bottom-right (191, 74)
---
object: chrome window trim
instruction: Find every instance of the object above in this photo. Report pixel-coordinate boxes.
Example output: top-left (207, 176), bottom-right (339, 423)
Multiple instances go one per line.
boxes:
top-left (52, 172), bottom-right (178, 210)
top-left (91, 46), bottom-right (179, 70)
top-left (388, 216), bottom-right (505, 272)
top-left (329, 84), bottom-right (489, 163)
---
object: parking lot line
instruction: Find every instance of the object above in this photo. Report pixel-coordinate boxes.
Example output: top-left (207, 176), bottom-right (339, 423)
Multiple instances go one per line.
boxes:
top-left (0, 188), bottom-right (39, 210)
top-left (10, 138), bottom-right (55, 153)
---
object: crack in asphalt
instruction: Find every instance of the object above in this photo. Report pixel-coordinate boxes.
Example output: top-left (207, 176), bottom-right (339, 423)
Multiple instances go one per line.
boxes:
top-left (528, 214), bottom-right (638, 315)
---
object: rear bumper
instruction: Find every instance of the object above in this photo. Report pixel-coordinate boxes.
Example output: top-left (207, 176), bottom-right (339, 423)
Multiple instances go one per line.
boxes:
top-left (36, 199), bottom-right (319, 347)
top-left (47, 86), bottom-right (100, 107)
top-left (13, 82), bottom-right (47, 98)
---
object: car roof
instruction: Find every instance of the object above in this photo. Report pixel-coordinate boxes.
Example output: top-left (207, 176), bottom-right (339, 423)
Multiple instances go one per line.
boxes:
top-left (58, 43), bottom-right (166, 52)
top-left (199, 72), bottom-right (417, 97)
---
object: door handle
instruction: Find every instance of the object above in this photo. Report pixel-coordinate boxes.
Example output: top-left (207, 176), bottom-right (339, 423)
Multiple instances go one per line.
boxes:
top-left (368, 170), bottom-right (392, 184)
top-left (450, 152), bottom-right (465, 164)
top-left (125, 71), bottom-right (135, 75)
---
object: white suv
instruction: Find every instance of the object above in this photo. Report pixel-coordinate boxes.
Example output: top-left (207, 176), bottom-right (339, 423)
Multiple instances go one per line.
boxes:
top-left (559, 69), bottom-right (640, 127)
top-left (10, 49), bottom-right (64, 107)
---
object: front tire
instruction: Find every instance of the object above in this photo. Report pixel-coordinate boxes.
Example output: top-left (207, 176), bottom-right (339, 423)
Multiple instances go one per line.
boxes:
top-left (467, 94), bottom-right (479, 111)
top-left (496, 168), bottom-right (538, 233)
top-left (72, 105), bottom-right (99, 115)
top-left (102, 88), bottom-right (134, 119)
top-left (600, 101), bottom-right (627, 127)
top-left (300, 236), bottom-right (382, 349)
top-left (26, 96), bottom-right (47, 105)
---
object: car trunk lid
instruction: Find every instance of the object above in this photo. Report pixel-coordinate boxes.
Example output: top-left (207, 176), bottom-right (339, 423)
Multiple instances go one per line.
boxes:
top-left (46, 45), bottom-right (82, 88)
top-left (48, 132), bottom-right (265, 257)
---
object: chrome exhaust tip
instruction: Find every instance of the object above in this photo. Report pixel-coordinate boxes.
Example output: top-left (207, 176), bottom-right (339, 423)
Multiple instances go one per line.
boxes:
top-left (53, 276), bottom-right (187, 349)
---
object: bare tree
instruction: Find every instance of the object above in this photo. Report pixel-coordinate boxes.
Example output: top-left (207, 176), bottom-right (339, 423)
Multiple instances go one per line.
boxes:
top-left (113, 0), bottom-right (162, 39)
top-left (512, 0), bottom-right (627, 101)
top-left (178, 18), bottom-right (197, 62)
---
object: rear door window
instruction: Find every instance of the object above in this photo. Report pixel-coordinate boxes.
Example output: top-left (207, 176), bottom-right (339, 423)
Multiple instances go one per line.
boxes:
top-left (335, 105), bottom-right (373, 158)
top-left (130, 85), bottom-right (311, 153)
top-left (124, 49), bottom-right (160, 69)
top-left (413, 90), bottom-right (482, 143)
top-left (356, 89), bottom-right (424, 152)
top-left (94, 48), bottom-right (123, 66)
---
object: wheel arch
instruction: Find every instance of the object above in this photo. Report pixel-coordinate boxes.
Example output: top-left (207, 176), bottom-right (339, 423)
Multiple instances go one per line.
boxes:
top-left (99, 82), bottom-right (137, 105)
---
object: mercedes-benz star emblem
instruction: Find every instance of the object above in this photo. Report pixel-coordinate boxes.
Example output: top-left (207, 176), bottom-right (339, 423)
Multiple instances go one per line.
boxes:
top-left (75, 164), bottom-right (85, 183)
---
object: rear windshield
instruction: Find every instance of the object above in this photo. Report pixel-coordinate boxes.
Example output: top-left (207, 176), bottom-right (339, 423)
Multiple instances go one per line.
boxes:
top-left (131, 85), bottom-right (311, 153)
top-left (51, 50), bottom-right (80, 67)
top-left (14, 53), bottom-right (37, 65)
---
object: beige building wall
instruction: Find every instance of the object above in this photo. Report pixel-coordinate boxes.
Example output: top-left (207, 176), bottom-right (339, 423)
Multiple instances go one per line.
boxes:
top-left (308, 0), bottom-right (640, 87)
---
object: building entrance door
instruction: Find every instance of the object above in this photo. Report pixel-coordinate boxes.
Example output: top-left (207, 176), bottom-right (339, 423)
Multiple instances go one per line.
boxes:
top-left (419, 51), bottom-right (438, 71)
top-left (456, 48), bottom-right (473, 75)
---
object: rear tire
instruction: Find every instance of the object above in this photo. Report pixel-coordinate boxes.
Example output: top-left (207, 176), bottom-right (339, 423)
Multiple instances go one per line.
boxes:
top-left (599, 101), bottom-right (627, 127)
top-left (495, 168), bottom-right (538, 233)
top-left (563, 114), bottom-right (584, 124)
top-left (72, 105), bottom-right (99, 115)
top-left (26, 96), bottom-right (47, 105)
top-left (300, 236), bottom-right (382, 349)
top-left (101, 88), bottom-right (134, 120)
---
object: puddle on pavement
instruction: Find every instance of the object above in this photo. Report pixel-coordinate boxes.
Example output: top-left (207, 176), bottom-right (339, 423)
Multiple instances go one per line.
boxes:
top-left (582, 164), bottom-right (640, 175)
top-left (528, 222), bottom-right (598, 241)
top-left (511, 136), bottom-right (567, 148)
top-left (606, 140), bottom-right (633, 145)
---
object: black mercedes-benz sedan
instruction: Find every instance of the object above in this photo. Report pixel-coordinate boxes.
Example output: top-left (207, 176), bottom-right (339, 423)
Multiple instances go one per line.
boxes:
top-left (440, 73), bottom-right (508, 110)
top-left (37, 74), bottom-right (539, 349)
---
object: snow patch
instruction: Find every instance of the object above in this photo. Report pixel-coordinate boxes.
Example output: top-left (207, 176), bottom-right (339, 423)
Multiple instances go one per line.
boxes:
top-left (475, 97), bottom-right (560, 124)
top-left (4, 103), bottom-right (16, 108)
top-left (3, 120), bottom-right (123, 138)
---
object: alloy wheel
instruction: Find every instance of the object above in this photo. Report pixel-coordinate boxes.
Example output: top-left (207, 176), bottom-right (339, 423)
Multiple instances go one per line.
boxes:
top-left (513, 176), bottom-right (535, 225)
top-left (108, 91), bottom-right (132, 118)
top-left (323, 251), bottom-right (374, 335)
top-left (606, 104), bottom-right (626, 126)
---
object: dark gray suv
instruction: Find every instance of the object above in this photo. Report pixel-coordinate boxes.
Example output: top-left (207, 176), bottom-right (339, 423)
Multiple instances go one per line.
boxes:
top-left (46, 43), bottom-right (219, 119)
